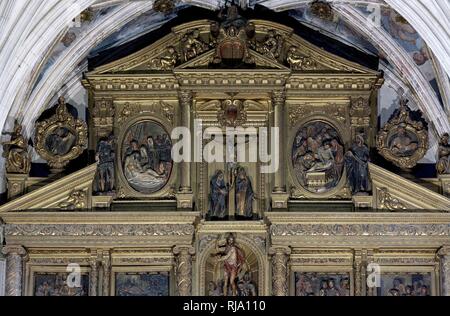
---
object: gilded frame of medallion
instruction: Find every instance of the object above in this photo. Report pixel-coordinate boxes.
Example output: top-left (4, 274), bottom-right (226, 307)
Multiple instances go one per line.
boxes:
top-left (110, 266), bottom-right (175, 297)
top-left (115, 109), bottom-right (177, 199)
top-left (26, 265), bottom-right (91, 297)
top-left (376, 101), bottom-right (429, 169)
top-left (196, 232), bottom-right (268, 296)
top-left (289, 265), bottom-right (355, 297)
top-left (287, 109), bottom-right (351, 200)
top-left (34, 106), bottom-right (88, 170)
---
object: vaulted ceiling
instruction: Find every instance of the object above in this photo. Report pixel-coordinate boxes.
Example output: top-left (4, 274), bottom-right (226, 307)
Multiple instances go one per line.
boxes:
top-left (0, 0), bottom-right (449, 190)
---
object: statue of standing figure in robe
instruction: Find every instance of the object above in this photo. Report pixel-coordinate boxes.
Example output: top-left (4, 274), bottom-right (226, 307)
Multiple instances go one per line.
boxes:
top-left (345, 135), bottom-right (371, 194)
top-left (209, 170), bottom-right (229, 219)
top-left (235, 167), bottom-right (254, 219)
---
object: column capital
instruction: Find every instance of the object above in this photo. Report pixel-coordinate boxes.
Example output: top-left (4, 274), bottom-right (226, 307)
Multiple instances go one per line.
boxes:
top-left (268, 246), bottom-right (291, 256)
top-left (2, 245), bottom-right (27, 257)
top-left (173, 246), bottom-right (196, 256)
top-left (272, 90), bottom-right (286, 104)
top-left (438, 245), bottom-right (450, 257)
top-left (178, 90), bottom-right (193, 105)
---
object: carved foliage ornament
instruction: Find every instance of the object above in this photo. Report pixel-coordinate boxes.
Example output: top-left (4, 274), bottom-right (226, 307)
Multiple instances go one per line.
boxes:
top-left (377, 188), bottom-right (407, 211)
top-left (376, 98), bottom-right (428, 169)
top-left (35, 96), bottom-right (88, 170)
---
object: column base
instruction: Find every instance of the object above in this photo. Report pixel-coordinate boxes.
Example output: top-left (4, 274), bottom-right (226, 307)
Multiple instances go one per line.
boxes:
top-left (352, 195), bottom-right (373, 209)
top-left (271, 192), bottom-right (290, 209)
top-left (176, 192), bottom-right (194, 210)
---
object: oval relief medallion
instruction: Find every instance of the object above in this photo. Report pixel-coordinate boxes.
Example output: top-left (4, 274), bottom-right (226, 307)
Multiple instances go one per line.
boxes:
top-left (292, 121), bottom-right (345, 194)
top-left (121, 120), bottom-right (173, 194)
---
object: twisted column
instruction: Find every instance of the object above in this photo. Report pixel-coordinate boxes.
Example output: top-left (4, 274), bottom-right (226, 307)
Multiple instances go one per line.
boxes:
top-left (269, 246), bottom-right (291, 296)
top-left (178, 90), bottom-right (193, 193)
top-left (173, 246), bottom-right (195, 296)
top-left (2, 245), bottom-right (27, 296)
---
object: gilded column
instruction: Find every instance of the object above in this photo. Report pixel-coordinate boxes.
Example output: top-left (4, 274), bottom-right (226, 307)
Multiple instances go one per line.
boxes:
top-left (438, 246), bottom-right (450, 296)
top-left (2, 245), bottom-right (27, 296)
top-left (173, 246), bottom-right (195, 296)
top-left (178, 90), bottom-right (193, 193)
top-left (272, 90), bottom-right (286, 193)
top-left (269, 246), bottom-right (291, 296)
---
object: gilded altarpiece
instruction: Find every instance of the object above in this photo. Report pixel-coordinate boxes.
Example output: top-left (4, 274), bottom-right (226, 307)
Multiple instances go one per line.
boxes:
top-left (1, 12), bottom-right (450, 297)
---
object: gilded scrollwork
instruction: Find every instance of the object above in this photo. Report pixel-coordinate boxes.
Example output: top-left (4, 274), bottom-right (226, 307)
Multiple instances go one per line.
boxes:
top-left (58, 189), bottom-right (87, 210)
top-left (34, 96), bottom-right (88, 170)
top-left (1, 120), bottom-right (31, 174)
top-left (286, 46), bottom-right (317, 71)
top-left (256, 30), bottom-right (284, 61)
top-left (377, 187), bottom-right (407, 211)
top-left (377, 98), bottom-right (428, 169)
top-left (181, 29), bottom-right (209, 62)
top-left (217, 99), bottom-right (247, 127)
top-left (117, 102), bottom-right (142, 124)
top-left (150, 46), bottom-right (180, 70)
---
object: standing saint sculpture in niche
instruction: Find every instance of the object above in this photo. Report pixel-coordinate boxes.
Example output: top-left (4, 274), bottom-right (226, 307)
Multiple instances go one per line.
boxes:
top-left (209, 170), bottom-right (229, 219)
top-left (235, 167), bottom-right (254, 219)
top-left (213, 234), bottom-right (246, 297)
top-left (437, 133), bottom-right (450, 175)
top-left (121, 121), bottom-right (172, 194)
top-left (94, 134), bottom-right (115, 194)
top-left (345, 134), bottom-right (371, 194)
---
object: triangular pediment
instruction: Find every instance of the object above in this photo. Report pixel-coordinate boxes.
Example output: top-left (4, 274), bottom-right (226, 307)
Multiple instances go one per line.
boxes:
top-left (0, 164), bottom-right (97, 212)
top-left (369, 163), bottom-right (450, 211)
top-left (86, 19), bottom-right (379, 77)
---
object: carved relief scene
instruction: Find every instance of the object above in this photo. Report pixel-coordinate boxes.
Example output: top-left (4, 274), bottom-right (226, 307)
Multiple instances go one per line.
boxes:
top-left (1, 2), bottom-right (450, 299)
top-left (121, 121), bottom-right (173, 195)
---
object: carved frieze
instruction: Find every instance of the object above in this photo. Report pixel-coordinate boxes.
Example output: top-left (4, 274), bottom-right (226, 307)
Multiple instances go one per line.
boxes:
top-left (270, 224), bottom-right (450, 237)
top-left (5, 224), bottom-right (195, 237)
